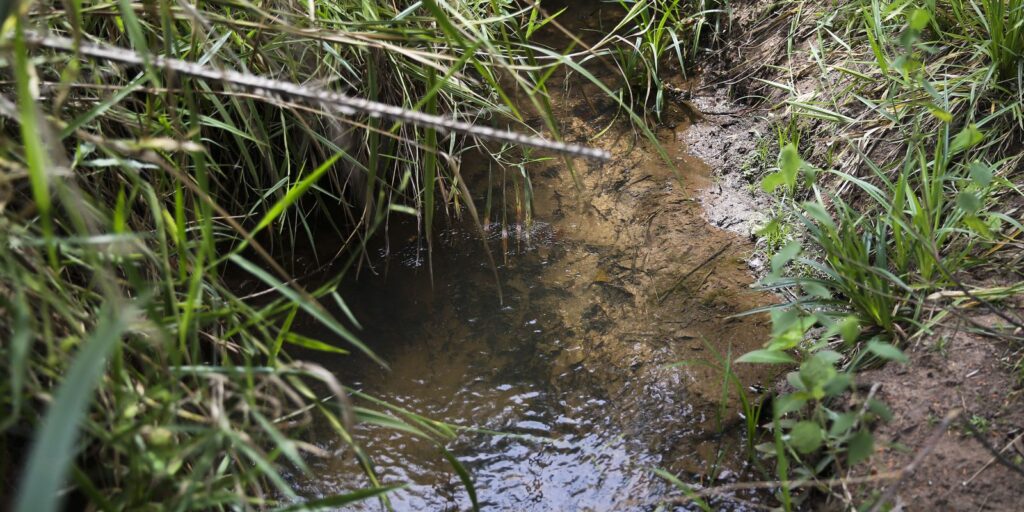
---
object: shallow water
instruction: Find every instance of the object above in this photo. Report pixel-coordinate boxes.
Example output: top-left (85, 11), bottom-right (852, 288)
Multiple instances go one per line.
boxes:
top-left (284, 2), bottom-right (777, 509)
top-left (286, 186), bottom-right (771, 510)
top-left (288, 219), bottom-right (676, 510)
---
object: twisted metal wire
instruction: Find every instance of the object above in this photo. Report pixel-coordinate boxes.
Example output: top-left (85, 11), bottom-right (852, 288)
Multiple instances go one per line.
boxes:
top-left (26, 33), bottom-right (611, 161)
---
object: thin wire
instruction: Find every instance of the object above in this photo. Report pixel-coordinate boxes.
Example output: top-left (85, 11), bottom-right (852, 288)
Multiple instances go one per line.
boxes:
top-left (24, 32), bottom-right (612, 161)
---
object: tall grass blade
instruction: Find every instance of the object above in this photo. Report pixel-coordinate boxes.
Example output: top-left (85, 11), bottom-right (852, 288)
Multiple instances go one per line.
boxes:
top-left (272, 485), bottom-right (407, 511)
top-left (13, 20), bottom-right (56, 267)
top-left (14, 305), bottom-right (132, 512)
top-left (227, 254), bottom-right (386, 366)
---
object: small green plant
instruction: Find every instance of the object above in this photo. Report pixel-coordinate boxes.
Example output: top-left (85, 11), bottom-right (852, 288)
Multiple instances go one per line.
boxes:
top-left (756, 215), bottom-right (793, 254)
top-left (731, 3), bottom-right (1024, 508)
top-left (604, 0), bottom-right (688, 121)
top-left (736, 304), bottom-right (904, 508)
top-left (761, 142), bottom-right (817, 196)
top-left (741, 133), bottom-right (776, 180)
top-left (932, 335), bottom-right (951, 357)
top-left (966, 414), bottom-right (991, 435)
top-left (592, 0), bottom-right (730, 123)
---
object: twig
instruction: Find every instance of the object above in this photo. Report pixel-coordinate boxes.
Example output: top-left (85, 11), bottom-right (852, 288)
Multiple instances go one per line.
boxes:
top-left (658, 242), bottom-right (733, 304)
top-left (964, 431), bottom-right (1024, 485)
top-left (959, 416), bottom-right (1024, 481)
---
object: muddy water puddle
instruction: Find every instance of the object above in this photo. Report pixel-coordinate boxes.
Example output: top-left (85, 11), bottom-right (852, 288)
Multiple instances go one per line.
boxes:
top-left (287, 2), bottom-right (777, 509)
top-left (289, 220), bottom-right (671, 509)
top-left (289, 142), bottom-right (774, 510)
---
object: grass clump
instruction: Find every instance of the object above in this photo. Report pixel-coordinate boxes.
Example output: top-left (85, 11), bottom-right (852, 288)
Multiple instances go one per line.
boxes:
top-left (0, 1), bottom-right (593, 509)
top-left (568, 0), bottom-right (730, 123)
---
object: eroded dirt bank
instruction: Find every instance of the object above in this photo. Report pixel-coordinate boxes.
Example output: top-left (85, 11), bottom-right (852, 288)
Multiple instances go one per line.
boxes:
top-left (679, 0), bottom-right (1024, 508)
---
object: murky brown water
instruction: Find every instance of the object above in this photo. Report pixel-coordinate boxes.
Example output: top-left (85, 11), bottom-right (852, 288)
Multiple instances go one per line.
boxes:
top-left (283, 2), bottom-right (778, 510)
top-left (287, 218), bottom-right (674, 510)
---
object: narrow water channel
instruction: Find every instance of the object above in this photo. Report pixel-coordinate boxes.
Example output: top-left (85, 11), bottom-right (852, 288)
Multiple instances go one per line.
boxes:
top-left (284, 2), bottom-right (777, 509)
top-left (289, 214), bottom-right (672, 510)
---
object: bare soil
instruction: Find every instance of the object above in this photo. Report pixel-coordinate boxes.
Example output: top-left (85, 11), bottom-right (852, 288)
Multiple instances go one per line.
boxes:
top-left (841, 312), bottom-right (1024, 511)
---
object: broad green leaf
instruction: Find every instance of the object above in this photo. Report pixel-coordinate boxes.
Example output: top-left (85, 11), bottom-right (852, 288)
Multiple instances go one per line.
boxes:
top-left (951, 124), bottom-right (984, 154)
top-left (771, 241), bottom-right (802, 275)
top-left (867, 399), bottom-right (894, 422)
top-left (770, 309), bottom-right (801, 337)
top-left (956, 190), bottom-right (983, 214)
top-left (736, 349), bottom-right (797, 364)
top-left (767, 309), bottom-right (816, 351)
top-left (789, 421), bottom-right (824, 454)
top-left (909, 8), bottom-right (931, 30)
top-left (828, 412), bottom-right (856, 437)
top-left (968, 161), bottom-right (994, 187)
top-left (756, 217), bottom-right (784, 238)
top-left (762, 143), bottom-right (814, 194)
top-left (799, 354), bottom-right (837, 399)
top-left (786, 370), bottom-right (805, 391)
top-left (761, 171), bottom-right (788, 193)
top-left (847, 430), bottom-right (875, 465)
top-left (774, 392), bottom-right (809, 416)
top-left (867, 339), bottom-right (908, 363)
top-left (823, 372), bottom-right (852, 397)
top-left (928, 106), bottom-right (952, 123)
top-left (779, 143), bottom-right (802, 176)
top-left (839, 316), bottom-right (860, 345)
top-left (816, 350), bottom-right (844, 364)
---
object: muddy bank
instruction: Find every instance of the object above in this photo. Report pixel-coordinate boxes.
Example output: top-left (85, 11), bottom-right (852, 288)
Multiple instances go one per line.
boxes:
top-left (683, 0), bottom-right (1024, 508)
top-left (844, 312), bottom-right (1024, 510)
top-left (510, 0), bottom-right (781, 478)
top-left (678, 92), bottom-right (773, 240)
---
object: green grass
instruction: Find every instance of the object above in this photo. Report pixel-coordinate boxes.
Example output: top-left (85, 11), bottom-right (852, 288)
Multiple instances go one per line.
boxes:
top-left (0, 1), bottom-right (618, 509)
top-left (571, 0), bottom-right (729, 122)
